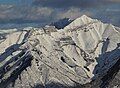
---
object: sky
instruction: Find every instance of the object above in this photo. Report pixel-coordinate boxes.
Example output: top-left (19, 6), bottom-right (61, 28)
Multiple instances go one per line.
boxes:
top-left (0, 0), bottom-right (119, 28)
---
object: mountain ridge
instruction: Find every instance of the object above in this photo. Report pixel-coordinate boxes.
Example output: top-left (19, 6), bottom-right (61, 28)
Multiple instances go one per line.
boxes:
top-left (0, 15), bottom-right (120, 88)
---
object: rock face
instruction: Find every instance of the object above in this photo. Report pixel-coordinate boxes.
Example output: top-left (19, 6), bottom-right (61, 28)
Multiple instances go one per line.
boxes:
top-left (0, 15), bottom-right (120, 88)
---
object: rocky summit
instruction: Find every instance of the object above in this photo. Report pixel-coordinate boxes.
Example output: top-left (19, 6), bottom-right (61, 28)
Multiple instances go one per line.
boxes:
top-left (0, 15), bottom-right (120, 88)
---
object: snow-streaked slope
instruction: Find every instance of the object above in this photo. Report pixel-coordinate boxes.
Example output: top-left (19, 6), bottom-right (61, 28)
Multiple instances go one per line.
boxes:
top-left (0, 15), bottom-right (120, 88)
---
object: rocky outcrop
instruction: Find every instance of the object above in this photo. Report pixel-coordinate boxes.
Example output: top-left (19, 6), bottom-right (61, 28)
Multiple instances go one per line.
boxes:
top-left (0, 15), bottom-right (120, 88)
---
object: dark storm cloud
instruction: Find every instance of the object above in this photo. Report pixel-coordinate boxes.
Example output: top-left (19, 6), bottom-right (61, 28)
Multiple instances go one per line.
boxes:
top-left (33, 0), bottom-right (98, 8)
top-left (32, 0), bottom-right (120, 8)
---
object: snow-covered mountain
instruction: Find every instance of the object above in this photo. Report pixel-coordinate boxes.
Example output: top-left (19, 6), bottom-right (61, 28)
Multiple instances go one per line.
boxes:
top-left (0, 15), bottom-right (120, 88)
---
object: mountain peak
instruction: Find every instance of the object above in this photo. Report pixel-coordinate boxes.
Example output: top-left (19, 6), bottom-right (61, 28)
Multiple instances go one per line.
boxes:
top-left (64, 15), bottom-right (95, 30)
top-left (79, 15), bottom-right (92, 20)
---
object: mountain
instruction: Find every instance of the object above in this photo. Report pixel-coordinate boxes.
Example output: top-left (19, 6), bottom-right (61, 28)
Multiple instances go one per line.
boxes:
top-left (0, 15), bottom-right (120, 88)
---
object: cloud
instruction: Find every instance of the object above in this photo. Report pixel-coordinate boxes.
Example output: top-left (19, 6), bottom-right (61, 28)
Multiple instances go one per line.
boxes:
top-left (0, 5), bottom-right (54, 24)
top-left (25, 7), bottom-right (54, 21)
top-left (32, 0), bottom-right (120, 8)
top-left (0, 5), bottom-right (26, 21)
top-left (32, 0), bottom-right (98, 8)
top-left (0, 0), bottom-right (119, 28)
top-left (107, 0), bottom-right (120, 3)
top-left (0, 4), bottom-right (92, 24)
top-left (56, 8), bottom-right (81, 20)
top-left (93, 8), bottom-right (120, 26)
